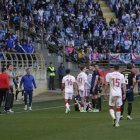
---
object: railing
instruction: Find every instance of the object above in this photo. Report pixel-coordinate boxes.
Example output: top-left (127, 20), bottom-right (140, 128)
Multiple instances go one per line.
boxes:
top-left (46, 42), bottom-right (140, 66)
top-left (0, 52), bottom-right (45, 70)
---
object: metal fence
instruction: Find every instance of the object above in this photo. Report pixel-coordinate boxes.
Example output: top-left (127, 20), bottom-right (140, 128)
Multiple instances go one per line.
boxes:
top-left (0, 52), bottom-right (45, 69)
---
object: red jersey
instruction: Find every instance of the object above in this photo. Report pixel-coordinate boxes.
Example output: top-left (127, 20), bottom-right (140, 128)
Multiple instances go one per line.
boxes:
top-left (0, 72), bottom-right (10, 89)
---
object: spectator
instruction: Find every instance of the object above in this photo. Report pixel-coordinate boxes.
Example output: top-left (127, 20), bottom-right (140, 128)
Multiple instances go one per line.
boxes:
top-left (6, 35), bottom-right (15, 51)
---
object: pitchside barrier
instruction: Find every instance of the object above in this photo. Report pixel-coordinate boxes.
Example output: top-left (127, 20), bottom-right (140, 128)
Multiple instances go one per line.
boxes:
top-left (0, 52), bottom-right (47, 98)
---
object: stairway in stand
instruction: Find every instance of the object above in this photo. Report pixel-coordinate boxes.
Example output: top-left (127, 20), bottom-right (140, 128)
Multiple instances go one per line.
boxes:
top-left (99, 0), bottom-right (118, 24)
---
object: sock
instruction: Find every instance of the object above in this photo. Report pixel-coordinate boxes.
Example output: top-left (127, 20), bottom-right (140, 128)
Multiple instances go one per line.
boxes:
top-left (85, 102), bottom-right (89, 111)
top-left (116, 107), bottom-right (121, 123)
top-left (88, 102), bottom-right (92, 108)
top-left (94, 99), bottom-right (99, 109)
top-left (79, 102), bottom-right (84, 110)
top-left (128, 103), bottom-right (132, 116)
top-left (109, 108), bottom-right (116, 120)
top-left (121, 102), bottom-right (125, 116)
top-left (98, 97), bottom-right (102, 111)
top-left (66, 103), bottom-right (70, 110)
top-left (84, 102), bottom-right (87, 111)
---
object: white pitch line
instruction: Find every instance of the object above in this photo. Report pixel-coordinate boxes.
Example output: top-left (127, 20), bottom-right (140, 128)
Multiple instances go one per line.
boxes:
top-left (0, 95), bottom-right (140, 116)
top-left (0, 105), bottom-right (66, 116)
top-left (16, 105), bottom-right (65, 114)
top-left (15, 95), bottom-right (140, 114)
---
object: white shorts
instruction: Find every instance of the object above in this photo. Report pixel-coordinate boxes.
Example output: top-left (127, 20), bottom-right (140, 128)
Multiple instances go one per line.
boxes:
top-left (79, 90), bottom-right (86, 97)
top-left (109, 96), bottom-right (122, 107)
top-left (65, 92), bottom-right (73, 100)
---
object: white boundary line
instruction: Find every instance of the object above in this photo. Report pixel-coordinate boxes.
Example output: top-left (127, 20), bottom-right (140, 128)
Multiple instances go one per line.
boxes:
top-left (16, 105), bottom-right (65, 114)
top-left (0, 95), bottom-right (140, 116)
top-left (0, 105), bottom-right (65, 116)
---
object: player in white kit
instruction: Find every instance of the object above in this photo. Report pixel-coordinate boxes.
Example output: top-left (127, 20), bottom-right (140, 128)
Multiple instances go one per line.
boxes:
top-left (62, 69), bottom-right (78, 114)
top-left (77, 65), bottom-right (90, 112)
top-left (105, 65), bottom-right (126, 127)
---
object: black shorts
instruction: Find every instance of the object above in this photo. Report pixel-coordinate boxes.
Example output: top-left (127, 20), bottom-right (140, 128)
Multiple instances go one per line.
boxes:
top-left (124, 89), bottom-right (134, 102)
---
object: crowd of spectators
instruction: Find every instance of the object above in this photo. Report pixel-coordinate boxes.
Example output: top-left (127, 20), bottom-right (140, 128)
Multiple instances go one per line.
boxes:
top-left (0, 0), bottom-right (139, 64)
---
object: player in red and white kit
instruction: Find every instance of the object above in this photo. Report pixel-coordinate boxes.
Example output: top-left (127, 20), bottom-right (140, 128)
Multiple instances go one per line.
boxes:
top-left (77, 65), bottom-right (90, 112)
top-left (62, 69), bottom-right (78, 114)
top-left (105, 65), bottom-right (126, 127)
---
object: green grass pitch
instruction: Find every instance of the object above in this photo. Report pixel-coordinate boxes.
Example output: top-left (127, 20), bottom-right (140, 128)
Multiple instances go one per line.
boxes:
top-left (0, 96), bottom-right (140, 140)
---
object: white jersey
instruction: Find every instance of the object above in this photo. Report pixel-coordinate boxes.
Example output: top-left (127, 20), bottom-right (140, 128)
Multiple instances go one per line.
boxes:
top-left (77, 71), bottom-right (88, 91)
top-left (6, 70), bottom-right (14, 86)
top-left (62, 74), bottom-right (76, 93)
top-left (106, 71), bottom-right (125, 97)
top-left (87, 73), bottom-right (92, 90)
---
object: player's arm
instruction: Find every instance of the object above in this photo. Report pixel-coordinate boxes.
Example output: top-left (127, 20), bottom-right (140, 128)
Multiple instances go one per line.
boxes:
top-left (122, 75), bottom-right (126, 100)
top-left (122, 83), bottom-right (126, 100)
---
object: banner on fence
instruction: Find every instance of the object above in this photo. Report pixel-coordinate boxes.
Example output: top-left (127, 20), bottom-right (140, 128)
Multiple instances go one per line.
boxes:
top-left (132, 54), bottom-right (140, 64)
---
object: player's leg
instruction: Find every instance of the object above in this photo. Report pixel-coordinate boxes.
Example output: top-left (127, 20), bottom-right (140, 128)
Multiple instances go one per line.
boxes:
top-left (116, 106), bottom-right (121, 127)
top-left (98, 88), bottom-right (102, 111)
top-left (120, 100), bottom-right (126, 119)
top-left (91, 89), bottom-right (97, 109)
top-left (78, 90), bottom-right (84, 112)
top-left (21, 90), bottom-right (24, 100)
top-left (65, 99), bottom-right (69, 113)
top-left (120, 93), bottom-right (127, 119)
top-left (83, 89), bottom-right (90, 111)
top-left (74, 95), bottom-right (81, 111)
top-left (115, 96), bottom-right (122, 127)
top-left (0, 91), bottom-right (4, 113)
top-left (9, 86), bottom-right (14, 112)
top-left (24, 91), bottom-right (28, 110)
top-left (85, 89), bottom-right (93, 112)
top-left (64, 93), bottom-right (71, 113)
top-left (127, 103), bottom-right (132, 120)
top-left (15, 89), bottom-right (19, 101)
top-left (109, 96), bottom-right (116, 126)
top-left (92, 91), bottom-right (99, 112)
top-left (127, 91), bottom-right (134, 120)
top-left (29, 91), bottom-right (33, 111)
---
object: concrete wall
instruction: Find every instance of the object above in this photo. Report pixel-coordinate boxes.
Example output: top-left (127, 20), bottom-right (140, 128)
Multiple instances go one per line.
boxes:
top-left (16, 68), bottom-right (47, 98)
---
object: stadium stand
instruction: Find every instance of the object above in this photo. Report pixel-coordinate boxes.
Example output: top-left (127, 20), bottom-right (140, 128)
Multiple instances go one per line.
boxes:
top-left (0, 0), bottom-right (139, 67)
